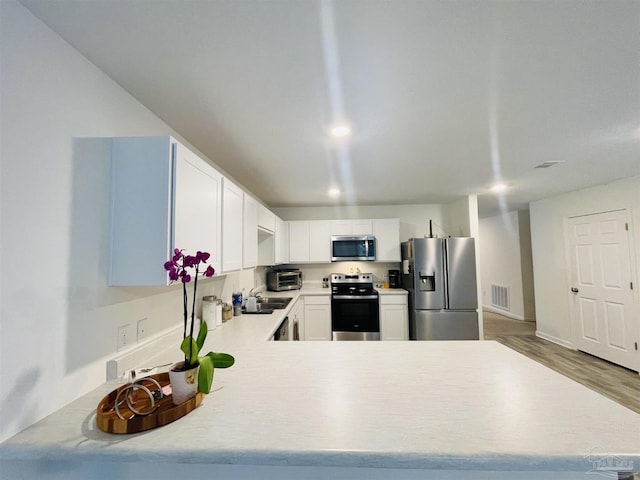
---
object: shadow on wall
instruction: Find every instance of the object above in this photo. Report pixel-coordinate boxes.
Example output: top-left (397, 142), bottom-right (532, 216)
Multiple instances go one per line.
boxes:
top-left (65, 139), bottom-right (172, 375)
top-left (0, 367), bottom-right (42, 436)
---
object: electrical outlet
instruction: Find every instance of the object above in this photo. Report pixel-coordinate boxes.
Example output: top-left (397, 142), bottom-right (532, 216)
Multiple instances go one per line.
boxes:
top-left (137, 318), bottom-right (149, 342)
top-left (117, 323), bottom-right (134, 351)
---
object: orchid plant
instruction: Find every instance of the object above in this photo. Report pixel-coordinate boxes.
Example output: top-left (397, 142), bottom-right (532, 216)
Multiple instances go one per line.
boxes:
top-left (164, 248), bottom-right (234, 394)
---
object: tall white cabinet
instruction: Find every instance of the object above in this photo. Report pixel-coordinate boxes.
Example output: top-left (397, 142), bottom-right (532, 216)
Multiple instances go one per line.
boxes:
top-left (109, 136), bottom-right (222, 286)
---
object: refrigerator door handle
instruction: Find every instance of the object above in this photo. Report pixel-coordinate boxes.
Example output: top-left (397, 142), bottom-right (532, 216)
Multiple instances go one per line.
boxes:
top-left (443, 240), bottom-right (449, 309)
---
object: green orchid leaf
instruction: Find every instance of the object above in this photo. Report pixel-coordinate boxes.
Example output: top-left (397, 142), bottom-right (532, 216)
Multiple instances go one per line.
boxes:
top-left (180, 336), bottom-right (199, 367)
top-left (207, 352), bottom-right (235, 369)
top-left (197, 354), bottom-right (214, 394)
top-left (196, 322), bottom-right (208, 351)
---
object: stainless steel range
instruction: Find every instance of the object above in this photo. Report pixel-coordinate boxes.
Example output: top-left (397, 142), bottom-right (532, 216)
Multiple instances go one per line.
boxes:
top-left (330, 273), bottom-right (380, 341)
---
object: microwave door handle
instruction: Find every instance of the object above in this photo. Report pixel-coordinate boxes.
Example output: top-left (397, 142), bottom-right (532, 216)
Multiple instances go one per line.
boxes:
top-left (365, 240), bottom-right (369, 258)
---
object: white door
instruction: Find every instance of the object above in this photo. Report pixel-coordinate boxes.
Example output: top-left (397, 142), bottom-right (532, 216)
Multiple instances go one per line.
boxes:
top-left (567, 210), bottom-right (638, 371)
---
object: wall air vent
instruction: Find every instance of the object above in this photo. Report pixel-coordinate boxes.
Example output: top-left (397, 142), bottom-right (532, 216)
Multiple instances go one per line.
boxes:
top-left (534, 161), bottom-right (564, 169)
top-left (491, 284), bottom-right (510, 311)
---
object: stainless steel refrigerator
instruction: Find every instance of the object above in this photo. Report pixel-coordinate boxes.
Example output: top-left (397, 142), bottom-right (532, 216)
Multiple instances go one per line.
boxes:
top-left (401, 237), bottom-right (479, 340)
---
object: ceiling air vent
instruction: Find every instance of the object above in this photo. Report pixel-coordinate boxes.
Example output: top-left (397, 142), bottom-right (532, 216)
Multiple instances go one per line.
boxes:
top-left (534, 161), bottom-right (564, 169)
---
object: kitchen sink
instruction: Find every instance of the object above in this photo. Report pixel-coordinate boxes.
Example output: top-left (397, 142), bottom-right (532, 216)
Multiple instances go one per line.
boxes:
top-left (256, 296), bottom-right (292, 309)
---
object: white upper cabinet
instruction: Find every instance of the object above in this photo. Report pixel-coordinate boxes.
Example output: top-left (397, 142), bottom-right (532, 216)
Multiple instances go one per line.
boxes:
top-left (257, 204), bottom-right (276, 233)
top-left (243, 194), bottom-right (258, 269)
top-left (221, 177), bottom-right (243, 273)
top-left (109, 136), bottom-right (222, 286)
top-left (173, 142), bottom-right (222, 270)
top-left (274, 216), bottom-right (289, 265)
top-left (289, 218), bottom-right (398, 264)
top-left (373, 218), bottom-right (401, 262)
top-left (309, 220), bottom-right (331, 262)
top-left (288, 221), bottom-right (310, 263)
top-left (330, 220), bottom-right (352, 236)
top-left (289, 220), bottom-right (330, 263)
top-left (330, 219), bottom-right (373, 236)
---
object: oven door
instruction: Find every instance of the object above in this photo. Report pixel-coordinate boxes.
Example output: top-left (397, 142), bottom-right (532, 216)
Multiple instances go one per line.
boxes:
top-left (331, 294), bottom-right (380, 341)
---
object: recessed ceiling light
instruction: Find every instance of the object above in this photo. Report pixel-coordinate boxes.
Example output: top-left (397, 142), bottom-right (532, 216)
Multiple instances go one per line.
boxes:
top-left (329, 123), bottom-right (352, 138)
top-left (328, 188), bottom-right (341, 198)
top-left (490, 183), bottom-right (508, 193)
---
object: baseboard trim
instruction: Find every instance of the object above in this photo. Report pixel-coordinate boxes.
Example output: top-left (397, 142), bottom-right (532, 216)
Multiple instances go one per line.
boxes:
top-left (535, 330), bottom-right (575, 349)
top-left (482, 305), bottom-right (525, 321)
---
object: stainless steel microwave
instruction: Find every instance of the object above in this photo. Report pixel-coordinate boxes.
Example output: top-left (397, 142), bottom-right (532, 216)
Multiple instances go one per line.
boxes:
top-left (331, 235), bottom-right (376, 262)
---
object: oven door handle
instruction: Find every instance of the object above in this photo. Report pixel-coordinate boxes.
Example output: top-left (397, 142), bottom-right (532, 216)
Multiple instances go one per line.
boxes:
top-left (332, 294), bottom-right (379, 300)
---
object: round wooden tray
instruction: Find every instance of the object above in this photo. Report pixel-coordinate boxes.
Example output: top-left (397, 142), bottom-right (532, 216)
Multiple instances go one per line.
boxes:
top-left (96, 372), bottom-right (204, 434)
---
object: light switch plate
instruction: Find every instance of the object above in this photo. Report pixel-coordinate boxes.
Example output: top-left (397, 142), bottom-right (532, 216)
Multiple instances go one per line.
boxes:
top-left (137, 318), bottom-right (149, 342)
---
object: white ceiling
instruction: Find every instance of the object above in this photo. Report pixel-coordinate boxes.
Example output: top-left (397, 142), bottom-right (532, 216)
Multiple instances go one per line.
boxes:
top-left (19, 0), bottom-right (640, 217)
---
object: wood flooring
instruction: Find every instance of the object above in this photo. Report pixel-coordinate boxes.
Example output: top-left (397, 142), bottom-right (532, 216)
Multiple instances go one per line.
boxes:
top-left (483, 311), bottom-right (640, 414)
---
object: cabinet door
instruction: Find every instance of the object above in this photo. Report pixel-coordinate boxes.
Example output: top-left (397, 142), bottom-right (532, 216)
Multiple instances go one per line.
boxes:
top-left (304, 297), bottom-right (331, 341)
top-left (380, 304), bottom-right (409, 340)
top-left (331, 220), bottom-right (352, 236)
top-left (309, 220), bottom-right (330, 262)
top-left (258, 204), bottom-right (276, 232)
top-left (173, 143), bottom-right (222, 270)
top-left (352, 219), bottom-right (373, 235)
top-left (289, 221), bottom-right (310, 262)
top-left (222, 178), bottom-right (243, 272)
top-left (243, 194), bottom-right (258, 268)
top-left (274, 217), bottom-right (289, 264)
top-left (373, 218), bottom-right (400, 261)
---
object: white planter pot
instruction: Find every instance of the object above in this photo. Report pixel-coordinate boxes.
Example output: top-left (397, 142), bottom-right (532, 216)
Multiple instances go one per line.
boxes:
top-left (168, 361), bottom-right (199, 405)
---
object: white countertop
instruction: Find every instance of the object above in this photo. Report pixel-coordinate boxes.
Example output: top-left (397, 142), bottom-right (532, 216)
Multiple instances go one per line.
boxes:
top-left (1, 288), bottom-right (639, 478)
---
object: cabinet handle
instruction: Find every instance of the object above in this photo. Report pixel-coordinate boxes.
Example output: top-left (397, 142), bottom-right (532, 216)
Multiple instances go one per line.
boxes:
top-left (571, 287), bottom-right (579, 293)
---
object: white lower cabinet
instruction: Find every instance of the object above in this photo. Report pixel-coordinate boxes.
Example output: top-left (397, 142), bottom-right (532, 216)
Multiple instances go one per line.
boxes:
top-left (379, 294), bottom-right (409, 340)
top-left (303, 295), bottom-right (331, 341)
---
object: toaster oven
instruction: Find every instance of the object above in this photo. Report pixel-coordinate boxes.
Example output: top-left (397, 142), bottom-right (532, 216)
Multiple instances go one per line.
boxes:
top-left (267, 269), bottom-right (302, 291)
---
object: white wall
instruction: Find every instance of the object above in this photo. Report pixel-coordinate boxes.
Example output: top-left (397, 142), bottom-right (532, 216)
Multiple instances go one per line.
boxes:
top-left (479, 210), bottom-right (535, 321)
top-left (529, 175), bottom-right (640, 346)
top-left (0, 1), bottom-right (257, 442)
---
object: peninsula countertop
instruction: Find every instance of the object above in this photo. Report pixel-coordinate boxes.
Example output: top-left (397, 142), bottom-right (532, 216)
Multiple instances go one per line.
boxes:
top-left (1, 288), bottom-right (638, 479)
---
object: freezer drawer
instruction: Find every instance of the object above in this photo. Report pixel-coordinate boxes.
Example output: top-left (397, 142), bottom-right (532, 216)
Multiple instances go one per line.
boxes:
top-left (412, 310), bottom-right (479, 340)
